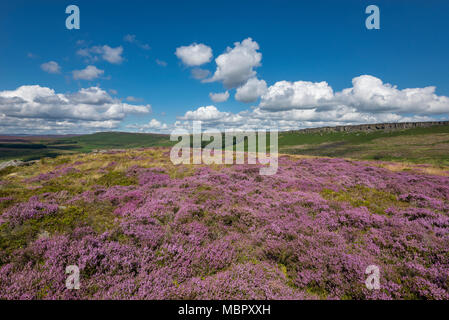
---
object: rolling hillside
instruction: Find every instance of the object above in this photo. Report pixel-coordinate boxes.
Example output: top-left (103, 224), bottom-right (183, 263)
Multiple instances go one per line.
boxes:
top-left (0, 132), bottom-right (174, 161)
top-left (279, 124), bottom-right (449, 166)
top-left (1, 122), bottom-right (449, 166)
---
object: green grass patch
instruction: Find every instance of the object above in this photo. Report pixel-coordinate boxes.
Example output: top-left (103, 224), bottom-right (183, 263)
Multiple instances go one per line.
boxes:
top-left (0, 203), bottom-right (117, 263)
top-left (96, 171), bottom-right (137, 187)
top-left (280, 124), bottom-right (449, 146)
top-left (321, 185), bottom-right (407, 215)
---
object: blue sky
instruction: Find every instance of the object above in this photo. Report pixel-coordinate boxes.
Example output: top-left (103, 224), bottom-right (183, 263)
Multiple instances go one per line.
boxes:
top-left (0, 0), bottom-right (448, 134)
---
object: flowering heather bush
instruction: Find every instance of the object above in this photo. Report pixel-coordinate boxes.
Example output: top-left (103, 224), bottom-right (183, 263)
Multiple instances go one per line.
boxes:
top-left (26, 166), bottom-right (80, 183)
top-left (1, 196), bottom-right (58, 227)
top-left (0, 149), bottom-right (448, 299)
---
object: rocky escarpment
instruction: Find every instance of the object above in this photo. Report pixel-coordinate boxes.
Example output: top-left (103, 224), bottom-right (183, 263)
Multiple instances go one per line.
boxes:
top-left (291, 121), bottom-right (449, 134)
top-left (0, 159), bottom-right (38, 171)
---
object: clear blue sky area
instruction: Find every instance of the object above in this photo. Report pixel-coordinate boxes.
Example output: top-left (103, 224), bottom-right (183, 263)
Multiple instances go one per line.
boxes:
top-left (0, 0), bottom-right (448, 134)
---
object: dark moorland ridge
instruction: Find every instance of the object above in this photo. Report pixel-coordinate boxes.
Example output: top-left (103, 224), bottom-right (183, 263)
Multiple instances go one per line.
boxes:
top-left (291, 120), bottom-right (449, 134)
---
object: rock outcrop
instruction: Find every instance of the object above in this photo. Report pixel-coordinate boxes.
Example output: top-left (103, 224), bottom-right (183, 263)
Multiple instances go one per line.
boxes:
top-left (0, 159), bottom-right (37, 171)
top-left (290, 121), bottom-right (449, 134)
top-left (0, 160), bottom-right (26, 170)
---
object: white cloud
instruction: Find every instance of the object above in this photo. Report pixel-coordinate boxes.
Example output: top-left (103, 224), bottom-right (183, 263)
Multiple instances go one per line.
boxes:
top-left (126, 118), bottom-right (168, 132)
top-left (77, 45), bottom-right (124, 64)
top-left (124, 34), bottom-right (136, 42)
top-left (126, 96), bottom-right (143, 102)
top-left (235, 78), bottom-right (267, 103)
top-left (205, 38), bottom-right (262, 88)
top-left (40, 61), bottom-right (61, 74)
top-left (124, 34), bottom-right (150, 50)
top-left (191, 68), bottom-right (210, 80)
top-left (259, 75), bottom-right (449, 116)
top-left (334, 75), bottom-right (449, 115)
top-left (0, 115), bottom-right (121, 135)
top-left (76, 48), bottom-right (92, 58)
top-left (181, 105), bottom-right (229, 121)
top-left (0, 85), bottom-right (151, 133)
top-left (259, 80), bottom-right (334, 111)
top-left (175, 100), bottom-right (441, 132)
top-left (147, 119), bottom-right (166, 129)
top-left (100, 45), bottom-right (124, 64)
top-left (72, 65), bottom-right (104, 80)
top-left (179, 105), bottom-right (244, 126)
top-left (175, 43), bottom-right (213, 66)
top-left (156, 59), bottom-right (167, 67)
top-left (209, 91), bottom-right (230, 103)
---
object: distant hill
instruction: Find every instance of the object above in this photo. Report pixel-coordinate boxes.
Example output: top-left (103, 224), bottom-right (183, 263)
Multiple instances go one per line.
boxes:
top-left (62, 132), bottom-right (173, 151)
top-left (279, 122), bottom-right (449, 166)
top-left (1, 122), bottom-right (449, 166)
top-left (0, 132), bottom-right (173, 161)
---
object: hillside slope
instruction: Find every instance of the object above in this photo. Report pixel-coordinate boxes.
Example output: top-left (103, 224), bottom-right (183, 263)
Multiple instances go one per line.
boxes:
top-left (279, 124), bottom-right (449, 166)
top-left (1, 123), bottom-right (449, 166)
top-left (0, 132), bottom-right (173, 161)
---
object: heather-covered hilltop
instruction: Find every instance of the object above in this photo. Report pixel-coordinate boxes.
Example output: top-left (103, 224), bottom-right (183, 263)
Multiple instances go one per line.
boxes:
top-left (0, 148), bottom-right (448, 299)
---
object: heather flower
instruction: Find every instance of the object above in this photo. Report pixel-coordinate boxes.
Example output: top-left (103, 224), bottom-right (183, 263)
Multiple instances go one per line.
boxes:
top-left (2, 196), bottom-right (58, 226)
top-left (0, 151), bottom-right (448, 299)
top-left (26, 166), bottom-right (79, 183)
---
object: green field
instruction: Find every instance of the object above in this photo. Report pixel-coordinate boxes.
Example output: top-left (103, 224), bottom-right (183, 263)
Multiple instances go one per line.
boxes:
top-left (1, 124), bottom-right (449, 166)
top-left (279, 124), bottom-right (449, 166)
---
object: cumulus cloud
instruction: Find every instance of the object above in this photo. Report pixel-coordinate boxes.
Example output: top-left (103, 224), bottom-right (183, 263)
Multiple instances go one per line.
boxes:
top-left (126, 118), bottom-right (168, 132)
top-left (124, 34), bottom-right (150, 50)
top-left (235, 78), bottom-right (267, 103)
top-left (334, 75), bottom-right (449, 115)
top-left (180, 106), bottom-right (226, 121)
top-left (191, 68), bottom-right (210, 80)
top-left (176, 97), bottom-right (441, 132)
top-left (76, 48), bottom-right (91, 58)
top-left (101, 45), bottom-right (124, 64)
top-left (205, 38), bottom-right (262, 88)
top-left (259, 80), bottom-right (333, 111)
top-left (156, 59), bottom-right (167, 67)
top-left (72, 65), bottom-right (104, 80)
top-left (209, 91), bottom-right (230, 103)
top-left (126, 96), bottom-right (143, 102)
top-left (0, 115), bottom-right (121, 135)
top-left (147, 119), bottom-right (167, 129)
top-left (0, 85), bottom-right (151, 133)
top-left (259, 75), bottom-right (449, 116)
top-left (77, 45), bottom-right (124, 64)
top-left (251, 105), bottom-right (401, 124)
top-left (180, 105), bottom-right (225, 121)
top-left (175, 43), bottom-right (213, 66)
top-left (178, 105), bottom-right (244, 127)
top-left (40, 61), bottom-right (61, 74)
